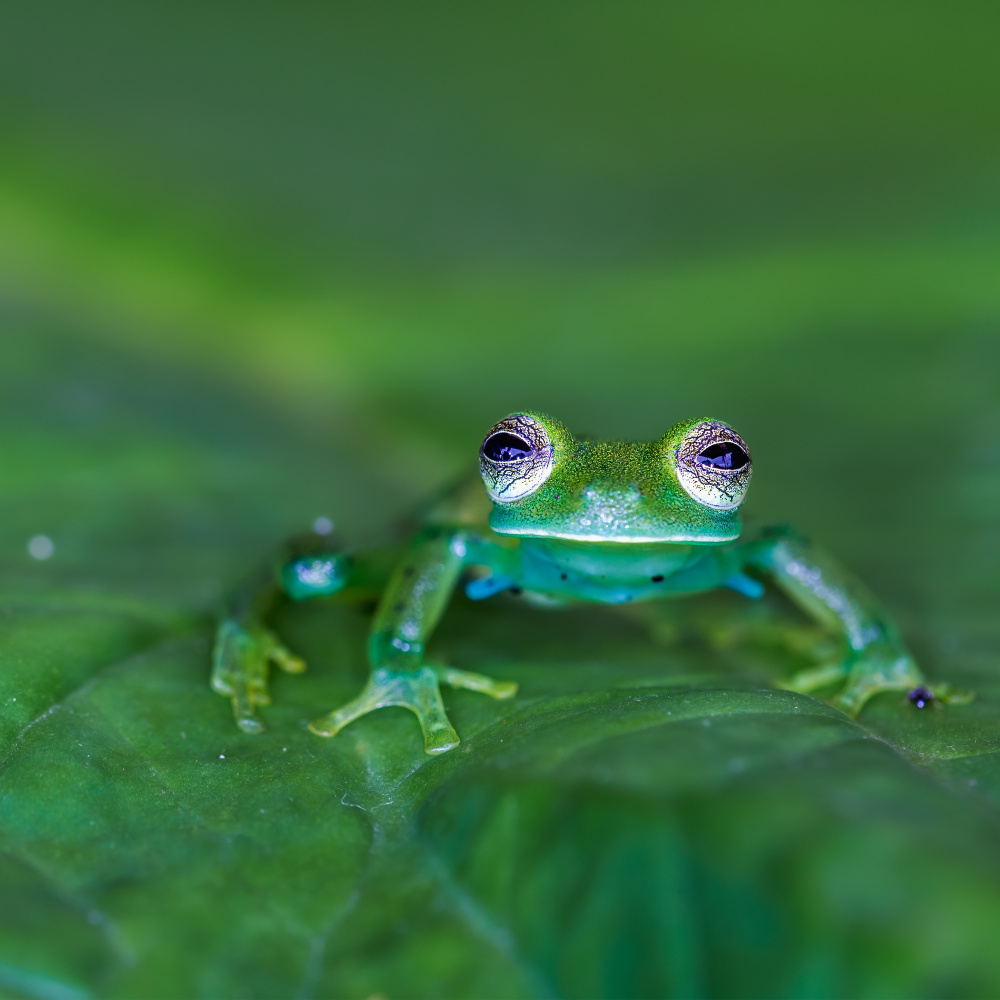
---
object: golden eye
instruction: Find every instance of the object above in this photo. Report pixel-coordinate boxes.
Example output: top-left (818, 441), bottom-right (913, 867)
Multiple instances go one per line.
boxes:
top-left (480, 414), bottom-right (554, 502)
top-left (674, 421), bottom-right (752, 509)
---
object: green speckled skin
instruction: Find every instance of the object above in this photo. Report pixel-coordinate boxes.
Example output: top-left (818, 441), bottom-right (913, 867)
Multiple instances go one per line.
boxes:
top-left (213, 412), bottom-right (965, 754)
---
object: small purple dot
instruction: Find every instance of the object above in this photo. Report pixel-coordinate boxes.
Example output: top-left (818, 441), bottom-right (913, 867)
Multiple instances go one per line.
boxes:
top-left (907, 686), bottom-right (934, 709)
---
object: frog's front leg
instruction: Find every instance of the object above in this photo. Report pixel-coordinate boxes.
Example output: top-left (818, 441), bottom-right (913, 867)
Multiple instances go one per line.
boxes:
top-left (212, 539), bottom-right (349, 733)
top-left (740, 527), bottom-right (960, 716)
top-left (212, 616), bottom-right (307, 734)
top-left (309, 529), bottom-right (517, 755)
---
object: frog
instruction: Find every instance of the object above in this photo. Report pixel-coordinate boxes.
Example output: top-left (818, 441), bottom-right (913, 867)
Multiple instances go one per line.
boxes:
top-left (211, 412), bottom-right (968, 755)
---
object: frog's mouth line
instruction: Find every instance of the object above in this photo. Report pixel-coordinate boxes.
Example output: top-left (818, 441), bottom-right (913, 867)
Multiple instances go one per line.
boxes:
top-left (490, 526), bottom-right (740, 545)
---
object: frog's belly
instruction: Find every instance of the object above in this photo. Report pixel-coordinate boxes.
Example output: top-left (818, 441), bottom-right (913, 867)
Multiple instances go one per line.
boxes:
top-left (514, 539), bottom-right (718, 605)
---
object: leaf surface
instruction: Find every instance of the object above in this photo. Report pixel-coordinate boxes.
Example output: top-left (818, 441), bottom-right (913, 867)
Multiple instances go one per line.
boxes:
top-left (1, 4), bottom-right (1000, 996)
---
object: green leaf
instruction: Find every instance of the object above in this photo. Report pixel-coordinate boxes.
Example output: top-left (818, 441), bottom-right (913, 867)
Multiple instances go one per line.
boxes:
top-left (2, 4), bottom-right (1000, 996)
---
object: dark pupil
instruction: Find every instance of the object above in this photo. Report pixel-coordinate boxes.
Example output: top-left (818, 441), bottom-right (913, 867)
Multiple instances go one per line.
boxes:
top-left (695, 441), bottom-right (748, 470)
top-left (484, 432), bottom-right (533, 462)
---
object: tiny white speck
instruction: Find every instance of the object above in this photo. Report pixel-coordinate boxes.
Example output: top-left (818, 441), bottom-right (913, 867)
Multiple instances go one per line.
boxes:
top-left (219, 754), bottom-right (225, 759)
top-left (28, 535), bottom-right (54, 560)
top-left (282, 747), bottom-right (287, 751)
top-left (313, 516), bottom-right (334, 535)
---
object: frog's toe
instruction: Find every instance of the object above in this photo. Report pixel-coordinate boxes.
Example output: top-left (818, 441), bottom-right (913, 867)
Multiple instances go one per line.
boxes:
top-left (433, 665), bottom-right (518, 700)
top-left (939, 685), bottom-right (976, 706)
top-left (214, 661), bottom-right (269, 733)
top-left (422, 719), bottom-right (461, 755)
top-left (407, 671), bottom-right (462, 753)
top-left (268, 644), bottom-right (306, 675)
top-left (235, 713), bottom-right (266, 735)
top-left (307, 682), bottom-right (386, 739)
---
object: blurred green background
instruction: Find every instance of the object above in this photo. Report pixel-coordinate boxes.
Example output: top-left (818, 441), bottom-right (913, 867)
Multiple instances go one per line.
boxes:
top-left (1, 3), bottom-right (1000, 998)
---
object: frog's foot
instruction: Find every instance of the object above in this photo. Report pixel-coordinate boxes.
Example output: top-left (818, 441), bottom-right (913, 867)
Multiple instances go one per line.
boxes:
top-left (826, 652), bottom-right (926, 718)
top-left (778, 654), bottom-right (968, 719)
top-left (308, 665), bottom-right (517, 755)
top-left (211, 619), bottom-right (306, 734)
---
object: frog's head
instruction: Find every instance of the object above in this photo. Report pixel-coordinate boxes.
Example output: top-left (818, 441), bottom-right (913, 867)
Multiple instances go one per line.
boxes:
top-left (480, 411), bottom-right (751, 544)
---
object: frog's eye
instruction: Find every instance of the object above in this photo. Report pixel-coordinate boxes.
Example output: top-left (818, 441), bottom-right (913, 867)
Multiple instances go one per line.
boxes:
top-left (694, 441), bottom-right (750, 471)
top-left (480, 414), bottom-right (554, 502)
top-left (674, 421), bottom-right (752, 509)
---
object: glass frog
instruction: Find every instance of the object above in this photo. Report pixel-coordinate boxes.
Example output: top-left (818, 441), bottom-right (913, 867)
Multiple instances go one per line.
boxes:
top-left (212, 412), bottom-right (968, 754)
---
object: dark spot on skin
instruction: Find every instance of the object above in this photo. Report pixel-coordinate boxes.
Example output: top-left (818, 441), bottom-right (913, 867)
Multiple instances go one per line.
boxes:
top-left (393, 603), bottom-right (405, 613)
top-left (560, 573), bottom-right (567, 581)
top-left (403, 566), bottom-right (415, 577)
top-left (360, 598), bottom-right (378, 616)
top-left (908, 686), bottom-right (935, 709)
top-left (509, 586), bottom-right (523, 596)
top-left (651, 575), bottom-right (664, 583)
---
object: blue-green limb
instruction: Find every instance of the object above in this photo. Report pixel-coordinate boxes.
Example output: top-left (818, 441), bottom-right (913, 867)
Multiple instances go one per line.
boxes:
top-left (738, 527), bottom-right (967, 716)
top-left (212, 620), bottom-right (306, 734)
top-left (309, 527), bottom-right (518, 753)
top-left (211, 529), bottom-right (350, 733)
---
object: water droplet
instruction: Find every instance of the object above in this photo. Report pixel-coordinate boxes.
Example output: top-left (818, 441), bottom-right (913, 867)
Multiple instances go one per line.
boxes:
top-left (27, 535), bottom-right (54, 560)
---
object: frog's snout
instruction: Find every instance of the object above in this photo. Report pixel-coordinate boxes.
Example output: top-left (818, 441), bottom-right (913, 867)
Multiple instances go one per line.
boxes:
top-left (577, 481), bottom-right (645, 529)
